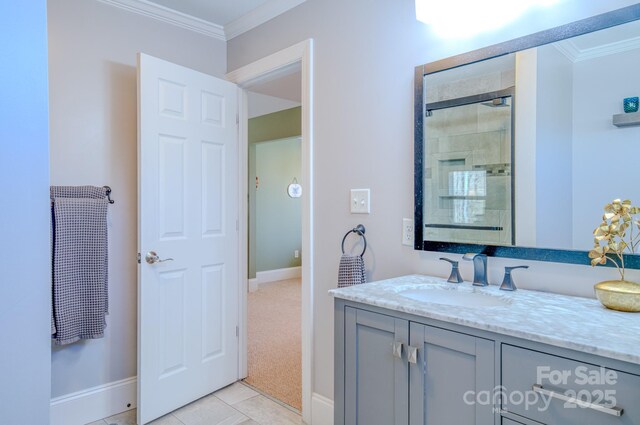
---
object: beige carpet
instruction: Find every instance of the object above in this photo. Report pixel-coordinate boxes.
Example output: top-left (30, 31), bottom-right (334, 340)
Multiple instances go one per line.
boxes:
top-left (245, 278), bottom-right (302, 411)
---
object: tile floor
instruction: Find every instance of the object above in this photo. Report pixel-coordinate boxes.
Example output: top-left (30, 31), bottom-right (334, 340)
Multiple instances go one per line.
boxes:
top-left (88, 382), bottom-right (303, 425)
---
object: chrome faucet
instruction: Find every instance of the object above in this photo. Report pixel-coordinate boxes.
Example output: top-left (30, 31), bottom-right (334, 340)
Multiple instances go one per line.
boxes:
top-left (463, 253), bottom-right (488, 286)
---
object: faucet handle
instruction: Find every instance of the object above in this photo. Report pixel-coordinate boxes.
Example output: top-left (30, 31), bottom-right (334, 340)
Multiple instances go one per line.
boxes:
top-left (439, 257), bottom-right (463, 283)
top-left (500, 265), bottom-right (529, 291)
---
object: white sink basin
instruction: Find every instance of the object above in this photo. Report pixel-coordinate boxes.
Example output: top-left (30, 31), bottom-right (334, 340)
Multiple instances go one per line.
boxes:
top-left (398, 284), bottom-right (511, 308)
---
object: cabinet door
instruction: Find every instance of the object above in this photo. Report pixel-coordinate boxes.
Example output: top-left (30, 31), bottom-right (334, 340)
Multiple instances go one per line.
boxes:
top-left (409, 323), bottom-right (495, 425)
top-left (344, 307), bottom-right (409, 425)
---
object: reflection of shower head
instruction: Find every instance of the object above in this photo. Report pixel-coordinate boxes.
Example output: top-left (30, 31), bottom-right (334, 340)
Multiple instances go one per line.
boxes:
top-left (481, 97), bottom-right (509, 108)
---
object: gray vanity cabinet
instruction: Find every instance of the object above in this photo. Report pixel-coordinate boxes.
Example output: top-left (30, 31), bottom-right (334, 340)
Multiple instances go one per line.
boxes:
top-left (339, 305), bottom-right (494, 425)
top-left (409, 322), bottom-right (495, 424)
top-left (343, 306), bottom-right (409, 425)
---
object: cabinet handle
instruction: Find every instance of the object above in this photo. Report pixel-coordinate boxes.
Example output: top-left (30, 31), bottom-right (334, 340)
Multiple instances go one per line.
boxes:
top-left (532, 384), bottom-right (623, 417)
top-left (407, 346), bottom-right (418, 364)
top-left (392, 341), bottom-right (403, 359)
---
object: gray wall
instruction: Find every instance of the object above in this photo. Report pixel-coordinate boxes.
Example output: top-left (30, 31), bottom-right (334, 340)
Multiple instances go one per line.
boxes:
top-left (572, 47), bottom-right (640, 248)
top-left (0, 1), bottom-right (51, 422)
top-left (256, 138), bottom-right (302, 272)
top-left (227, 0), bottom-right (640, 402)
top-left (535, 44), bottom-right (574, 248)
top-left (48, 0), bottom-right (227, 397)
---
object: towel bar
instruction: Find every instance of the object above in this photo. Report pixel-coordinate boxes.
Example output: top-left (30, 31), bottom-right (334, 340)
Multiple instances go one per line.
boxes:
top-left (103, 186), bottom-right (115, 204)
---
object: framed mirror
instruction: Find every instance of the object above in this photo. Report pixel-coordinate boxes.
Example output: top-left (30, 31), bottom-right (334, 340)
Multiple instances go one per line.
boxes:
top-left (414, 4), bottom-right (640, 267)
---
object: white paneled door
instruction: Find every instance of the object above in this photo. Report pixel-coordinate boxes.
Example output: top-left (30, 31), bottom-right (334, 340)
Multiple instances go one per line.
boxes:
top-left (137, 53), bottom-right (239, 425)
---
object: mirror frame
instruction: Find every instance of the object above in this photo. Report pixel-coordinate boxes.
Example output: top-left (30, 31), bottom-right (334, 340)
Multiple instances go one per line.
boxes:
top-left (414, 3), bottom-right (640, 268)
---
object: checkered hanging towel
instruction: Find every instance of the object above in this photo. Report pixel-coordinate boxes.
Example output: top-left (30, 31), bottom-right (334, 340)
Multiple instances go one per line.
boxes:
top-left (338, 254), bottom-right (366, 288)
top-left (51, 186), bottom-right (109, 345)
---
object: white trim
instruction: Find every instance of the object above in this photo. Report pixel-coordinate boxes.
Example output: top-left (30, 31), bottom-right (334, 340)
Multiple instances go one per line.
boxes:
top-left (301, 40), bottom-right (315, 425)
top-left (227, 39), bottom-right (314, 425)
top-left (311, 393), bottom-right (334, 425)
top-left (96, 0), bottom-right (305, 41)
top-left (256, 266), bottom-right (302, 284)
top-left (248, 266), bottom-right (302, 292)
top-left (248, 278), bottom-right (259, 293)
top-left (554, 36), bottom-right (640, 62)
top-left (50, 377), bottom-right (137, 425)
top-left (238, 88), bottom-right (249, 380)
top-left (225, 0), bottom-right (306, 40)
top-left (226, 44), bottom-right (306, 87)
top-left (553, 40), bottom-right (581, 62)
top-left (96, 0), bottom-right (225, 40)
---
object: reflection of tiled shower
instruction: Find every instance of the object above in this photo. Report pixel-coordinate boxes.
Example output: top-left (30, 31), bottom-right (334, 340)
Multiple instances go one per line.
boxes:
top-left (424, 89), bottom-right (514, 245)
top-left (449, 170), bottom-right (486, 224)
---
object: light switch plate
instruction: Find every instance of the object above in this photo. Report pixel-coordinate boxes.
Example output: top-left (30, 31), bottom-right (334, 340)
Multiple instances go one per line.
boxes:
top-left (350, 189), bottom-right (370, 214)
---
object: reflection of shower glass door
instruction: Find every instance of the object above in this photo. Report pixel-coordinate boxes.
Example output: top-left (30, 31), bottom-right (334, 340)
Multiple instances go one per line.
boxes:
top-left (424, 90), bottom-right (514, 245)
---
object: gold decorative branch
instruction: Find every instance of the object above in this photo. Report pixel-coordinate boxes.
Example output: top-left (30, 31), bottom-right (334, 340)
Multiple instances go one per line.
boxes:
top-left (589, 199), bottom-right (640, 281)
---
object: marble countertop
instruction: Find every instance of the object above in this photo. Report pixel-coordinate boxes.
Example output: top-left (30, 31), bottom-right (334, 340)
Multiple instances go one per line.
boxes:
top-left (329, 275), bottom-right (640, 365)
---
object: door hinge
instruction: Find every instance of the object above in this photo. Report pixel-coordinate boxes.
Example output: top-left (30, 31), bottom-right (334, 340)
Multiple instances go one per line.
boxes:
top-left (137, 253), bottom-right (141, 264)
top-left (236, 219), bottom-right (239, 232)
top-left (236, 326), bottom-right (239, 337)
top-left (236, 112), bottom-right (239, 125)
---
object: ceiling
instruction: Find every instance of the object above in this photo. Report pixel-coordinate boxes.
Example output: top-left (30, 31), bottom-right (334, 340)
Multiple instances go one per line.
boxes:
top-left (145, 0), bottom-right (270, 26)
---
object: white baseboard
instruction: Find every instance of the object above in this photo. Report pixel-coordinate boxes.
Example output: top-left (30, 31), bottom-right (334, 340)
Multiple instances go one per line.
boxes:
top-left (50, 376), bottom-right (137, 425)
top-left (311, 392), bottom-right (334, 425)
top-left (255, 266), bottom-right (301, 286)
top-left (248, 278), bottom-right (259, 292)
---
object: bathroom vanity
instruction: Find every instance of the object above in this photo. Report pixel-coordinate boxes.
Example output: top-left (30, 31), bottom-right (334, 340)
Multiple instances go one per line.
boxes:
top-left (336, 5), bottom-right (640, 423)
top-left (331, 275), bottom-right (640, 425)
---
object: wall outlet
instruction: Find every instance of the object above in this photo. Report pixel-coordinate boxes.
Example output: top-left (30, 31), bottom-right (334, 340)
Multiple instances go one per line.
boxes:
top-left (350, 189), bottom-right (370, 214)
top-left (402, 218), bottom-right (414, 246)
top-left (294, 250), bottom-right (299, 258)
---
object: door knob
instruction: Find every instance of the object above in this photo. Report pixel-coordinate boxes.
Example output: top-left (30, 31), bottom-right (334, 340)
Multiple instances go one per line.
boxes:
top-left (145, 251), bottom-right (174, 264)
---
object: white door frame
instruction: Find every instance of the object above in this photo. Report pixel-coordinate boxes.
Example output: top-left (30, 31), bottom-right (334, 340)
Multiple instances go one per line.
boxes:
top-left (226, 39), bottom-right (314, 424)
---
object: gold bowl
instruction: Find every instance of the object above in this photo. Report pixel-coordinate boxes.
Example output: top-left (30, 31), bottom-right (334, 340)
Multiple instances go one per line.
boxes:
top-left (594, 280), bottom-right (640, 312)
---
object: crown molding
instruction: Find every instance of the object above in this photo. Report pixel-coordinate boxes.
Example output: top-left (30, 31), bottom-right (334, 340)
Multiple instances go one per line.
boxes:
top-left (554, 36), bottom-right (640, 62)
top-left (553, 40), bottom-right (581, 62)
top-left (96, 0), bottom-right (226, 40)
top-left (225, 0), bottom-right (306, 40)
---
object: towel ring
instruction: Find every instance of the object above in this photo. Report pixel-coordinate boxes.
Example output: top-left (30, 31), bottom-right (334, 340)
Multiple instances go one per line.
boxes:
top-left (341, 224), bottom-right (367, 257)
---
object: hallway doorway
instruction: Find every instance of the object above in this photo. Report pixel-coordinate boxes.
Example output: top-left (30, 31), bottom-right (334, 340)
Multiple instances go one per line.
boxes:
top-left (245, 71), bottom-right (302, 411)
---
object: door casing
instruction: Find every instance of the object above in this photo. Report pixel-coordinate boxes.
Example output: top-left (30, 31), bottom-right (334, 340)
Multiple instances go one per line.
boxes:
top-left (226, 39), bottom-right (314, 424)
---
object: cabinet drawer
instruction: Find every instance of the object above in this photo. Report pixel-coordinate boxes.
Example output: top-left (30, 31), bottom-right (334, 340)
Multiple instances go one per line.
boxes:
top-left (501, 414), bottom-right (544, 425)
top-left (502, 344), bottom-right (640, 424)
top-left (502, 418), bottom-right (527, 425)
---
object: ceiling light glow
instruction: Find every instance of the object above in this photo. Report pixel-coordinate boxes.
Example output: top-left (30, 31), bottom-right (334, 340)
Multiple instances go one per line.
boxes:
top-left (416, 0), bottom-right (561, 39)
